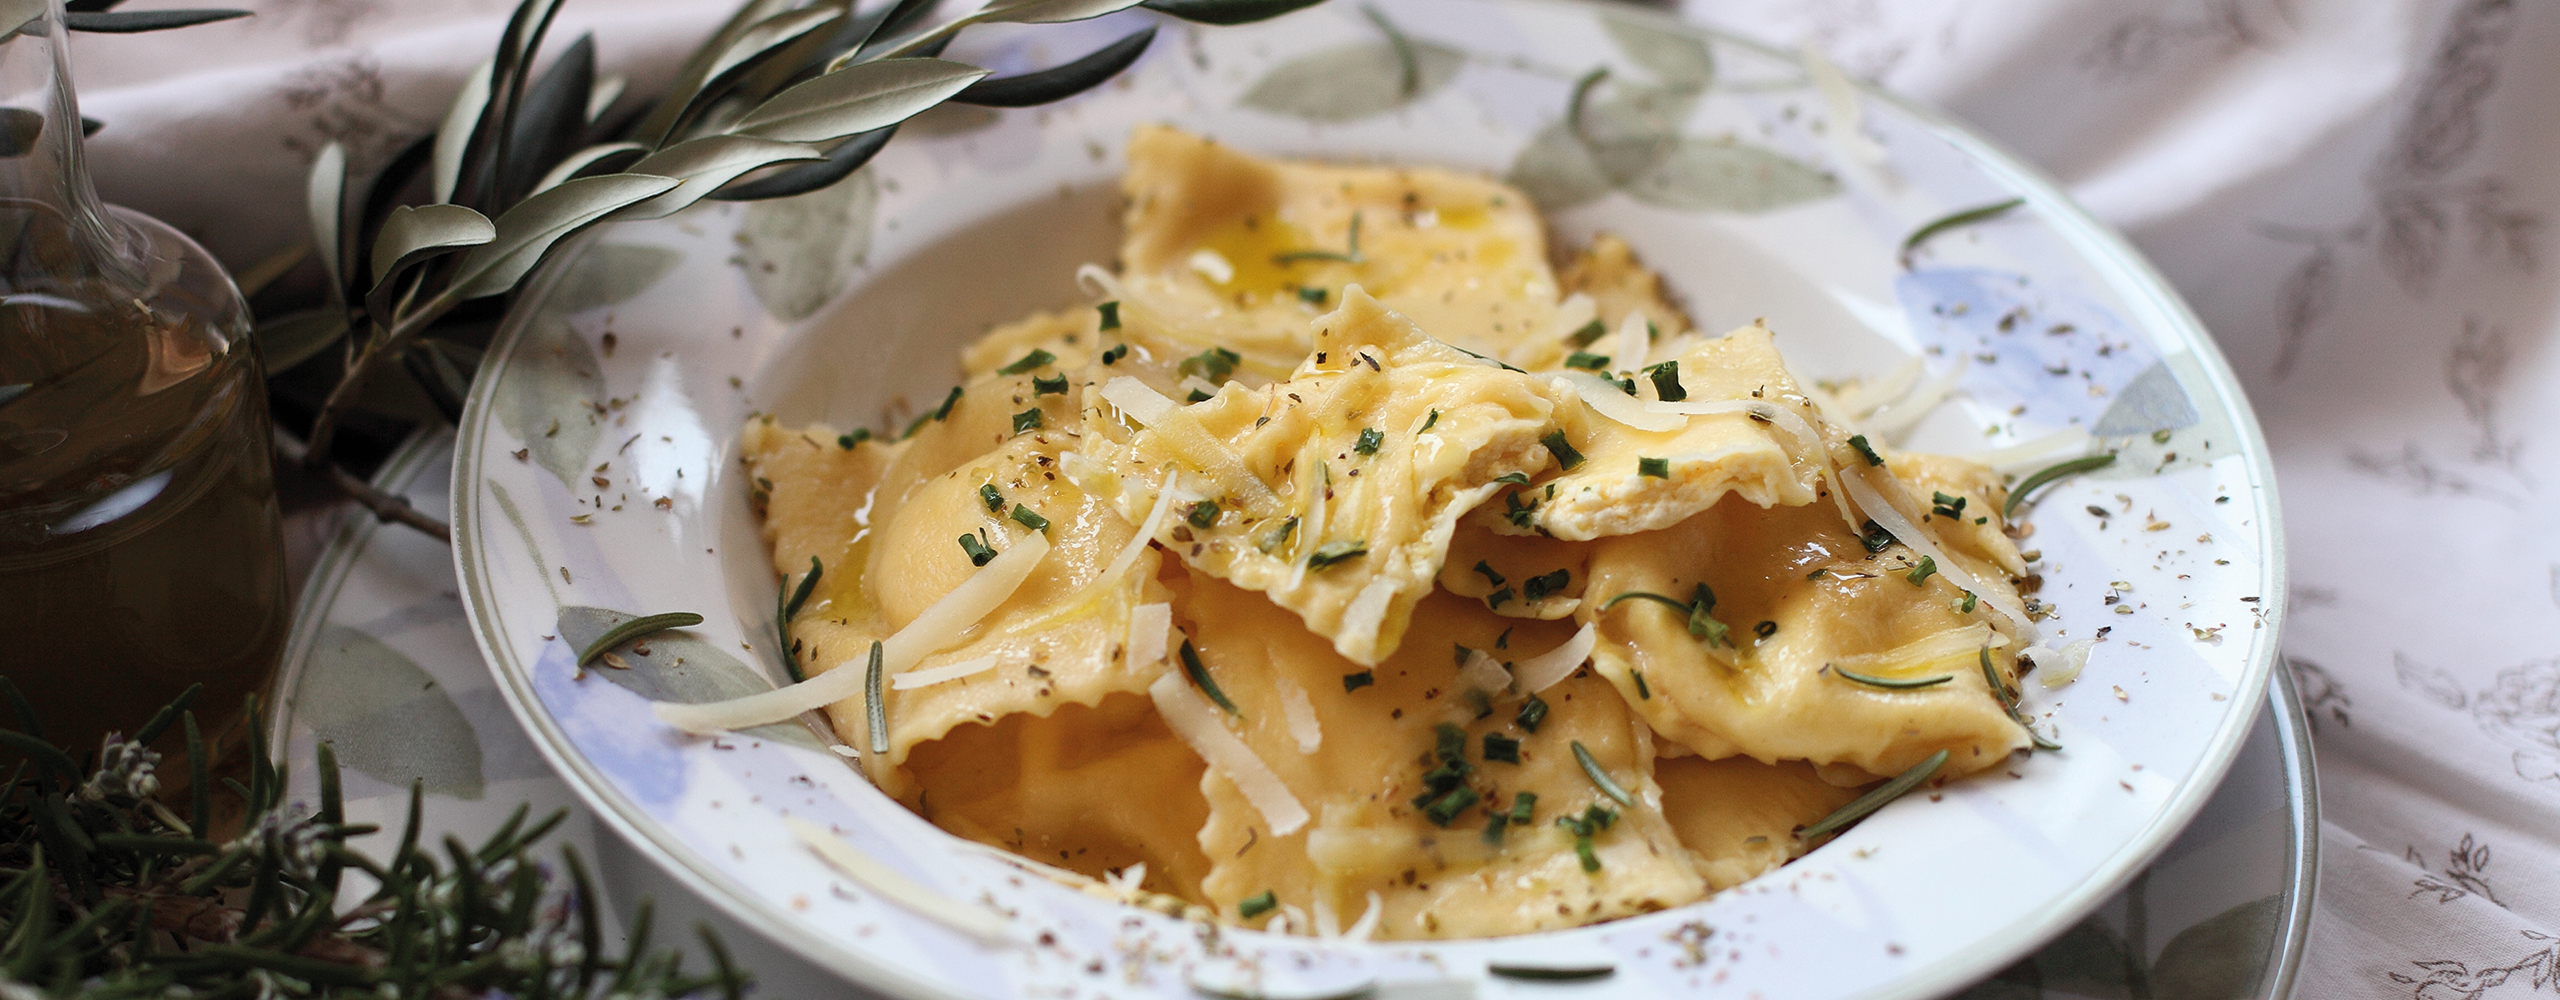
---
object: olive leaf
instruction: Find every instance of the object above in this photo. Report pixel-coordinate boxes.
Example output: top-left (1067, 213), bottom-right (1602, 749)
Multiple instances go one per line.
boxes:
top-left (434, 56), bottom-right (497, 204)
top-left (976, 0), bottom-right (1150, 25)
top-left (1141, 0), bottom-right (1327, 25)
top-left (61, 8), bottom-right (247, 32)
top-left (497, 32), bottom-right (597, 205)
top-left (707, 124), bottom-right (895, 202)
top-left (955, 26), bottom-right (1155, 107)
top-left (730, 57), bottom-right (988, 142)
top-left (1506, 121), bottom-right (1613, 211)
top-left (371, 203), bottom-right (497, 287)
top-left (634, 0), bottom-right (800, 145)
top-left (704, 7), bottom-right (842, 89)
top-left (1599, 13), bottom-right (1713, 87)
top-left (1240, 40), bottom-right (1464, 121)
top-left (608, 135), bottom-right (825, 221)
top-left (305, 142), bottom-right (347, 299)
top-left (531, 141), bottom-right (647, 194)
top-left (251, 308), bottom-right (351, 373)
top-left (448, 173), bottom-right (680, 299)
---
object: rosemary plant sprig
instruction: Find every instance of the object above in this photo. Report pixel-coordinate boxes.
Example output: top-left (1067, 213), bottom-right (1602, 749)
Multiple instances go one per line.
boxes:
top-left (1829, 666), bottom-right (1954, 690)
top-left (1797, 748), bottom-right (1949, 841)
top-left (2004, 452), bottom-right (2119, 517)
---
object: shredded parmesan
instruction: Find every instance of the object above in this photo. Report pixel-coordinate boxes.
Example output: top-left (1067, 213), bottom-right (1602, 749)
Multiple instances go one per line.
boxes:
top-left (1958, 427), bottom-right (2095, 473)
top-left (1127, 602), bottom-right (1172, 668)
top-left (1100, 376), bottom-right (1176, 424)
top-left (1187, 248), bottom-right (1235, 284)
top-left (1343, 891), bottom-right (1382, 941)
top-left (1838, 467), bottom-right (2032, 640)
top-left (1099, 377), bottom-right (1281, 511)
top-left (1617, 308), bottom-right (1651, 370)
top-left (1096, 478), bottom-right (1178, 592)
top-left (1511, 623), bottom-right (1597, 694)
top-left (1559, 371), bottom-right (1682, 432)
top-left (1149, 671), bottom-right (1309, 836)
top-left (1831, 357), bottom-right (1922, 420)
top-left (890, 656), bottom-right (997, 690)
top-left (784, 818), bottom-right (1012, 943)
top-left (1075, 263), bottom-right (1125, 300)
top-left (1277, 677), bottom-right (1322, 754)
top-left (1865, 357), bottom-right (1968, 440)
top-left (653, 532), bottom-right (1051, 733)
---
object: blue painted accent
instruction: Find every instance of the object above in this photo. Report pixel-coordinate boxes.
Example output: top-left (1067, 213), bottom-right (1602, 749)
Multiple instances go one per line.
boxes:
top-left (1894, 267), bottom-right (2166, 430)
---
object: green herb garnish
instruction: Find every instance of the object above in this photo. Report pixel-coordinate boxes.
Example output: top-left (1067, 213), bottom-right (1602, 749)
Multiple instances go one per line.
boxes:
top-left (957, 532), bottom-right (996, 566)
top-left (1906, 556), bottom-right (1938, 586)
top-left (1599, 585), bottom-right (1728, 646)
top-left (2004, 453), bottom-right (2119, 517)
top-left (1484, 809), bottom-right (1511, 845)
top-left (1482, 733), bottom-right (1521, 764)
top-left (1860, 519), bottom-right (1895, 553)
top-left (1516, 694), bottom-right (1548, 732)
top-left (581, 612), bottom-right (705, 667)
top-left (1542, 431), bottom-right (1584, 471)
top-left (1489, 965), bottom-right (1616, 982)
top-left (1256, 516), bottom-right (1298, 554)
top-left (1422, 786), bottom-right (1479, 827)
top-left (1899, 196), bottom-right (2026, 269)
top-left (1638, 456), bottom-right (1669, 478)
top-left (1274, 211), bottom-right (1365, 265)
top-left (1848, 434), bottom-right (1884, 466)
top-left (1306, 540), bottom-right (1368, 569)
top-left (1298, 286), bottom-right (1328, 305)
top-left (1096, 300), bottom-right (1121, 330)
top-left (1645, 360), bottom-right (1685, 401)
top-left (1486, 588), bottom-right (1515, 610)
top-left (865, 640), bottom-right (888, 754)
top-left (1755, 620), bottom-right (1778, 639)
top-left (1510, 791), bottom-right (1536, 825)
top-left (1571, 740), bottom-right (1634, 806)
top-left (1473, 561), bottom-right (1506, 587)
top-left (1799, 749), bottom-right (1948, 840)
top-left (1632, 670), bottom-right (1651, 699)
top-left (1985, 645), bottom-right (2062, 751)
top-left (1185, 388), bottom-right (1212, 403)
top-left (931, 385), bottom-right (963, 421)
top-left (979, 483), bottom-right (1006, 513)
top-left (1493, 472), bottom-right (1531, 487)
top-left (1931, 491), bottom-right (1967, 519)
top-left (1342, 670), bottom-right (1375, 692)
top-left (1566, 318), bottom-right (1607, 347)
top-left (1564, 351), bottom-right (1610, 371)
top-left (1009, 505), bottom-right (1050, 532)
top-left (1238, 890), bottom-right (1277, 920)
top-left (1831, 667), bottom-right (1953, 690)
top-left (996, 349), bottom-right (1055, 375)
top-left (1421, 409), bottom-right (1439, 431)
top-left (1960, 591), bottom-right (1978, 614)
top-left (1186, 499), bottom-right (1221, 529)
top-left (1179, 346), bottom-right (1242, 384)
top-left (1032, 374), bottom-right (1068, 395)
top-left (1523, 569), bottom-right (1569, 602)
top-left (1100, 343), bottom-right (1128, 365)
top-left (837, 428), bottom-right (872, 449)
top-left (1182, 639), bottom-right (1238, 714)
top-left (1355, 427), bottom-right (1384, 455)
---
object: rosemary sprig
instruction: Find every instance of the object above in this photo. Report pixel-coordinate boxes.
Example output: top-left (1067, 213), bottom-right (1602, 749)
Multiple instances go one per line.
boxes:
top-left (865, 640), bottom-right (888, 754)
top-left (1798, 748), bottom-right (1949, 840)
top-left (1830, 666), bottom-right (1954, 690)
top-left (580, 611), bottom-right (707, 667)
top-left (1570, 741), bottom-right (1633, 807)
top-left (1273, 211), bottom-right (1365, 265)
top-left (1984, 646), bottom-right (2062, 751)
top-left (1180, 640), bottom-right (1239, 715)
top-left (1898, 196), bottom-right (2026, 269)
top-left (2004, 453), bottom-right (2119, 517)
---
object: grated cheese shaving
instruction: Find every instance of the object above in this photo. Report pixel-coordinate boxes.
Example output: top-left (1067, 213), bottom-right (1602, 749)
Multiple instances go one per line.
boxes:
top-left (1559, 371), bottom-right (1682, 432)
top-left (1617, 308), bottom-right (1651, 370)
top-left (1127, 602), bottom-right (1173, 668)
top-left (1100, 377), bottom-right (1282, 511)
top-left (784, 818), bottom-right (1012, 943)
top-left (1277, 677), bottom-right (1322, 754)
top-left (1149, 671), bottom-right (1309, 836)
top-left (1510, 622), bottom-right (1597, 694)
top-left (1839, 467), bottom-right (2032, 640)
top-left (890, 656), bottom-right (997, 691)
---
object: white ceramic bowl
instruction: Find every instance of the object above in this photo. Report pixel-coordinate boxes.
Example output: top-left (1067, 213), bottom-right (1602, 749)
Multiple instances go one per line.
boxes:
top-left (454, 3), bottom-right (2285, 997)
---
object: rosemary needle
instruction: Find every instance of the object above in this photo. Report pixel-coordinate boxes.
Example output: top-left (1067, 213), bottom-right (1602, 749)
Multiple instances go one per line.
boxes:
top-left (1571, 740), bottom-right (1634, 807)
top-left (1830, 667), bottom-right (1955, 690)
top-left (1899, 196), bottom-right (2026, 269)
top-left (1488, 964), bottom-right (1617, 982)
top-left (864, 641), bottom-right (887, 754)
top-left (2004, 453), bottom-right (2119, 517)
top-left (579, 612), bottom-right (705, 667)
top-left (1180, 639), bottom-right (1239, 715)
top-left (1798, 748), bottom-right (1949, 840)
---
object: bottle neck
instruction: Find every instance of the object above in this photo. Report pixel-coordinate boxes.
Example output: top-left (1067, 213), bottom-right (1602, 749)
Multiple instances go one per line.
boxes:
top-left (0, 0), bottom-right (144, 292)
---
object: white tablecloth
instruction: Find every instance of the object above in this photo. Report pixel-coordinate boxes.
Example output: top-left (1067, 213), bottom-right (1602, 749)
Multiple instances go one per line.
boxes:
top-left (72, 1), bottom-right (2560, 995)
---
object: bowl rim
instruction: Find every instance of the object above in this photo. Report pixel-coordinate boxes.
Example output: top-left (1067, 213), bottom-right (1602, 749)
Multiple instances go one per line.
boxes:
top-left (449, 5), bottom-right (2291, 996)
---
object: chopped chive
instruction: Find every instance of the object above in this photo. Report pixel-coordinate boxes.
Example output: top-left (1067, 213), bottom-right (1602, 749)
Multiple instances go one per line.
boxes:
top-left (1631, 670), bottom-right (1651, 699)
top-left (1567, 318), bottom-right (1607, 347)
top-left (1645, 361), bottom-right (1685, 401)
top-left (1422, 786), bottom-right (1479, 827)
top-left (1482, 733), bottom-right (1521, 764)
top-left (836, 428), bottom-right (872, 449)
top-left (1237, 890), bottom-right (1277, 920)
top-left (864, 641), bottom-right (888, 753)
top-left (1306, 540), bottom-right (1368, 569)
top-left (1961, 591), bottom-right (1979, 614)
top-left (1473, 561), bottom-right (1507, 587)
top-left (1486, 588), bottom-right (1515, 609)
top-left (1542, 431), bottom-right (1584, 471)
top-left (1504, 492), bottom-right (1537, 529)
top-left (996, 349), bottom-right (1055, 375)
top-left (1831, 667), bottom-right (1953, 690)
top-left (1096, 300), bottom-right (1121, 330)
top-left (783, 555), bottom-right (823, 622)
top-left (1298, 285), bottom-right (1329, 305)
top-left (580, 612), bottom-right (705, 667)
top-left (1638, 456), bottom-right (1670, 478)
top-left (1616, 376), bottom-right (1637, 396)
top-left (1571, 741), bottom-right (1634, 806)
top-left (1032, 374), bottom-right (1068, 395)
top-left (1848, 434), bottom-right (1885, 466)
top-left (1493, 471), bottom-right (1531, 486)
top-left (1798, 749), bottom-right (1948, 840)
top-left (1181, 639), bottom-right (1238, 715)
top-left (1516, 695), bottom-right (1548, 733)
top-left (979, 484), bottom-right (1006, 513)
top-left (1808, 568), bottom-right (1831, 580)
top-left (1489, 965), bottom-right (1616, 982)
top-left (1354, 427), bottom-right (1384, 455)
top-left (1255, 516), bottom-right (1298, 554)
top-left (1754, 620), bottom-right (1777, 640)
top-left (1509, 792), bottom-right (1535, 825)
top-left (1342, 670), bottom-right (1375, 692)
top-left (1523, 569), bottom-right (1570, 602)
top-left (1931, 491), bottom-right (1968, 520)
top-left (931, 385), bottom-right (964, 421)
top-left (902, 412), bottom-right (933, 439)
top-left (2004, 453), bottom-right (2119, 517)
top-left (1179, 346), bottom-right (1242, 384)
top-left (957, 532), bottom-right (997, 566)
top-left (1484, 810), bottom-right (1511, 845)
top-left (1272, 211), bottom-right (1365, 265)
top-left (1009, 505), bottom-right (1050, 532)
top-left (1100, 343), bottom-right (1129, 365)
top-left (1564, 351), bottom-right (1610, 371)
top-left (1185, 388), bottom-right (1212, 403)
top-left (1860, 519), bottom-right (1895, 553)
top-left (1572, 834), bottom-right (1600, 872)
top-left (1435, 722), bottom-right (1468, 762)
top-left (1906, 556), bottom-right (1938, 586)
top-left (1186, 499), bottom-right (1220, 529)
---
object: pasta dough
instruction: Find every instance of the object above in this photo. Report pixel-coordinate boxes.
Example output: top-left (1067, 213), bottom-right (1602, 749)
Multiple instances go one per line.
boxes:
top-left (736, 127), bottom-right (2048, 940)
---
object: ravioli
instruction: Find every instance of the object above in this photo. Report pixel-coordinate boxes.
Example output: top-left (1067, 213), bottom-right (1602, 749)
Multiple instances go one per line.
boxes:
top-left (1079, 288), bottom-right (1570, 666)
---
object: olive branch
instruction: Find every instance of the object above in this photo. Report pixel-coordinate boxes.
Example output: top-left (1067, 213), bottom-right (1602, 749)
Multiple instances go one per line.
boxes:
top-left (275, 0), bottom-right (1324, 538)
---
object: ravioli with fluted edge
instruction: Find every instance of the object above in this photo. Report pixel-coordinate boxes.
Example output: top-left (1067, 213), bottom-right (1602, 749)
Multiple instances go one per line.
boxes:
top-left (727, 127), bottom-right (2052, 940)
